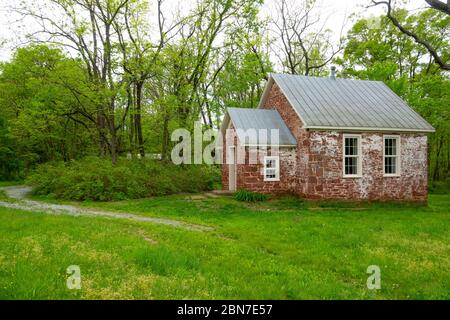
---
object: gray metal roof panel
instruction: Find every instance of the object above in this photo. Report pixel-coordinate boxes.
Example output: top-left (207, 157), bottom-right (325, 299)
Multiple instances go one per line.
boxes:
top-left (227, 107), bottom-right (297, 146)
top-left (270, 73), bottom-right (435, 132)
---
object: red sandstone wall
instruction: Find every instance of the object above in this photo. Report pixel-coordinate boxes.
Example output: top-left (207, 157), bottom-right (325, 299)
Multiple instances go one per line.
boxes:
top-left (261, 82), bottom-right (310, 197)
top-left (235, 147), bottom-right (297, 194)
top-left (221, 120), bottom-right (297, 193)
top-left (305, 131), bottom-right (428, 201)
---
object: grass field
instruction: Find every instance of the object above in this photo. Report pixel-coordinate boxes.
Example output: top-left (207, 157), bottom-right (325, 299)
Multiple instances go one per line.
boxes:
top-left (0, 190), bottom-right (449, 299)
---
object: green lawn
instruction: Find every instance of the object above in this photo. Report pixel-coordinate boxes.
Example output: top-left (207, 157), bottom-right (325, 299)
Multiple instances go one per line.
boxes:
top-left (0, 192), bottom-right (449, 299)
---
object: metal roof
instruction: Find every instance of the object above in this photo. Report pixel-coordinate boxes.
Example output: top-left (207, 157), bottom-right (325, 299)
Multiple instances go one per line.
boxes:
top-left (226, 107), bottom-right (297, 146)
top-left (258, 73), bottom-right (435, 133)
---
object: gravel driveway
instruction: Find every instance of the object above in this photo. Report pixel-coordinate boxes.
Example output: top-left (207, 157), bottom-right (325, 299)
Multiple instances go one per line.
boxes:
top-left (0, 186), bottom-right (212, 231)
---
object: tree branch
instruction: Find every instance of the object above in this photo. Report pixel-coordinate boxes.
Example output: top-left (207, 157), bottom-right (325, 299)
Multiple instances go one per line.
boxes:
top-left (371, 0), bottom-right (449, 70)
top-left (425, 0), bottom-right (450, 15)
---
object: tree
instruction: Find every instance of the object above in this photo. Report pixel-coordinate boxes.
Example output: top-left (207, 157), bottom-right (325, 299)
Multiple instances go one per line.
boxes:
top-left (370, 0), bottom-right (450, 70)
top-left (202, 14), bottom-right (272, 120)
top-left (114, 0), bottom-right (182, 158)
top-left (141, 0), bottom-right (267, 159)
top-left (13, 0), bottom-right (139, 163)
top-left (425, 0), bottom-right (450, 15)
top-left (0, 45), bottom-right (96, 168)
top-left (0, 117), bottom-right (21, 180)
top-left (270, 0), bottom-right (346, 75)
top-left (337, 12), bottom-right (430, 82)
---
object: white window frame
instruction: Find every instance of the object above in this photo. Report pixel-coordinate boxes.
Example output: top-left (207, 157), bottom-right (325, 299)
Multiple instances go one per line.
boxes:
top-left (264, 156), bottom-right (280, 181)
top-left (342, 134), bottom-right (362, 178)
top-left (383, 135), bottom-right (401, 177)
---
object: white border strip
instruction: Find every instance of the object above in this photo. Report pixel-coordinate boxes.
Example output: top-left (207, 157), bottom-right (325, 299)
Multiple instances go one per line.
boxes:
top-left (306, 126), bottom-right (435, 133)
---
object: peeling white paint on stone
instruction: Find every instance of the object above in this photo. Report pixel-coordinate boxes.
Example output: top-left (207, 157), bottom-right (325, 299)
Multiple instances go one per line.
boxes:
top-left (364, 134), bottom-right (383, 152)
top-left (309, 131), bottom-right (339, 157)
top-left (305, 131), bottom-right (428, 201)
top-left (256, 147), bottom-right (297, 178)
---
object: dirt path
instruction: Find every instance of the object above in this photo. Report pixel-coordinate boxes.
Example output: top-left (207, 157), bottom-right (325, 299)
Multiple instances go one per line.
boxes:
top-left (0, 186), bottom-right (213, 232)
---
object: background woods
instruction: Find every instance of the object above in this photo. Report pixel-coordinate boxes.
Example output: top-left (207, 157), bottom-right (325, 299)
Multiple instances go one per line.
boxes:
top-left (0, 0), bottom-right (448, 188)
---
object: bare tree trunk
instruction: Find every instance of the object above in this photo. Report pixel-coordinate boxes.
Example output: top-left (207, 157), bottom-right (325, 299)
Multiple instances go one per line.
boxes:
top-left (161, 112), bottom-right (170, 161)
top-left (109, 110), bottom-right (118, 165)
top-left (135, 81), bottom-right (145, 158)
top-left (433, 135), bottom-right (443, 181)
top-left (128, 86), bottom-right (135, 156)
top-left (97, 113), bottom-right (107, 157)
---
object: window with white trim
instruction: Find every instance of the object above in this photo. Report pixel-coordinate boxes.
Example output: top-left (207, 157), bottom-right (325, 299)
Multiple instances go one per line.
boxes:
top-left (384, 136), bottom-right (400, 176)
top-left (343, 134), bottom-right (362, 177)
top-left (264, 156), bottom-right (279, 181)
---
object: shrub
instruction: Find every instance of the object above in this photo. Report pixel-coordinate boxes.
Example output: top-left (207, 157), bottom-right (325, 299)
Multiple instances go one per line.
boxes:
top-left (0, 117), bottom-right (23, 181)
top-left (234, 189), bottom-right (268, 202)
top-left (429, 178), bottom-right (450, 195)
top-left (26, 157), bottom-right (221, 201)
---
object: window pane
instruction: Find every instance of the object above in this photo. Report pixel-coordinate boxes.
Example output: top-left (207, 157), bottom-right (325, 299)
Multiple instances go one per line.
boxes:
top-left (266, 159), bottom-right (276, 168)
top-left (385, 157), bottom-right (391, 174)
top-left (264, 157), bottom-right (279, 180)
top-left (385, 138), bottom-right (398, 156)
top-left (345, 156), bottom-right (358, 175)
top-left (345, 137), bottom-right (358, 155)
top-left (384, 156), bottom-right (397, 174)
top-left (266, 169), bottom-right (276, 179)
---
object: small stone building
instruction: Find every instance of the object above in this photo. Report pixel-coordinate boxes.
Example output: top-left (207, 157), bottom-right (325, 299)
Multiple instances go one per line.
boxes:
top-left (220, 71), bottom-right (435, 201)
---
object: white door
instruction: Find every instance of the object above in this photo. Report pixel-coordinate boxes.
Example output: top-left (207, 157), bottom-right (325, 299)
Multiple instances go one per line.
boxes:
top-left (228, 146), bottom-right (236, 191)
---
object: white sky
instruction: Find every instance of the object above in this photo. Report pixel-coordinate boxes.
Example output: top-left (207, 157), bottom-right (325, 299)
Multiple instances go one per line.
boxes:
top-left (0, 0), bottom-right (426, 62)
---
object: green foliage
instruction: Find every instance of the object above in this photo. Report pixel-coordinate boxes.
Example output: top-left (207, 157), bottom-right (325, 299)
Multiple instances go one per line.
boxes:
top-left (26, 157), bottom-right (220, 201)
top-left (339, 9), bottom-right (449, 80)
top-left (408, 75), bottom-right (450, 181)
top-left (0, 45), bottom-right (96, 170)
top-left (0, 117), bottom-right (22, 181)
top-left (429, 178), bottom-right (450, 195)
top-left (234, 189), bottom-right (268, 202)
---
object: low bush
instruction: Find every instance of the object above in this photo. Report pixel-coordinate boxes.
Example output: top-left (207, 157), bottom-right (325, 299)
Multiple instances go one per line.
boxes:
top-left (234, 189), bottom-right (268, 202)
top-left (429, 178), bottom-right (450, 195)
top-left (26, 157), bottom-right (221, 201)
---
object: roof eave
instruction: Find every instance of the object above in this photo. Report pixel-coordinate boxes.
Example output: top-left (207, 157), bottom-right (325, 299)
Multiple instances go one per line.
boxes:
top-left (241, 143), bottom-right (297, 148)
top-left (306, 126), bottom-right (435, 133)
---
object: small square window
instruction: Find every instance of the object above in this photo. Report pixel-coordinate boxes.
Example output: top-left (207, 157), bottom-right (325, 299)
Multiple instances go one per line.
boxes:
top-left (264, 156), bottom-right (279, 181)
